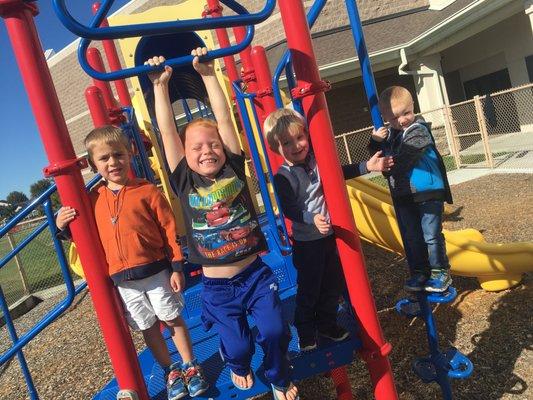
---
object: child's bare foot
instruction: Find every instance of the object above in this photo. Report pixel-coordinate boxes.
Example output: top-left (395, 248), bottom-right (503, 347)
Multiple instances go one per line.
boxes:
top-left (272, 382), bottom-right (299, 400)
top-left (231, 370), bottom-right (254, 390)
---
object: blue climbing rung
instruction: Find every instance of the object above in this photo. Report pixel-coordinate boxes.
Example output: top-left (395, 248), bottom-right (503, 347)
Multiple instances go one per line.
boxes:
top-left (445, 348), bottom-right (474, 380)
top-left (427, 287), bottom-right (457, 304)
top-left (395, 298), bottom-right (421, 318)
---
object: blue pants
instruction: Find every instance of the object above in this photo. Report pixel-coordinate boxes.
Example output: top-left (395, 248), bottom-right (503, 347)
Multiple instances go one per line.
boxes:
top-left (395, 200), bottom-right (450, 274)
top-left (201, 257), bottom-right (291, 388)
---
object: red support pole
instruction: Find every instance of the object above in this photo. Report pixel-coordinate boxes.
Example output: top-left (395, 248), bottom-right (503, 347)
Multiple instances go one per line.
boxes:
top-left (233, 26), bottom-right (260, 114)
top-left (328, 367), bottom-right (354, 400)
top-left (277, 1), bottom-right (398, 399)
top-left (92, 2), bottom-right (132, 107)
top-left (0, 2), bottom-right (149, 398)
top-left (86, 47), bottom-right (118, 110)
top-left (85, 86), bottom-right (111, 127)
top-left (86, 47), bottom-right (125, 126)
top-left (251, 45), bottom-right (284, 171)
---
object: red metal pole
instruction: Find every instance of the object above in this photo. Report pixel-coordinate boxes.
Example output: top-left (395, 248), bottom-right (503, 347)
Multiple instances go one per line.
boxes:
top-left (0, 2), bottom-right (149, 398)
top-left (92, 2), bottom-right (132, 107)
top-left (250, 45), bottom-right (284, 171)
top-left (277, 1), bottom-right (398, 398)
top-left (233, 26), bottom-right (262, 118)
top-left (328, 367), bottom-right (354, 400)
top-left (86, 47), bottom-right (125, 126)
top-left (85, 86), bottom-right (111, 127)
top-left (86, 47), bottom-right (118, 110)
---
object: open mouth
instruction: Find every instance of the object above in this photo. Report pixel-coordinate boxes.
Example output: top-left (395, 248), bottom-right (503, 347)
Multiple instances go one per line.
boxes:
top-left (200, 158), bottom-right (218, 165)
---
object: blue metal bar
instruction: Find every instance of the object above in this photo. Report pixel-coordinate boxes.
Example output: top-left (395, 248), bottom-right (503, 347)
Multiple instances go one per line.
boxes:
top-left (122, 107), bottom-right (155, 183)
top-left (77, 26), bottom-right (255, 81)
top-left (344, 0), bottom-right (383, 128)
top-left (53, 0), bottom-right (275, 40)
top-left (196, 100), bottom-right (209, 118)
top-left (181, 98), bottom-right (193, 122)
top-left (416, 292), bottom-right (453, 400)
top-left (272, 0), bottom-right (326, 110)
top-left (0, 197), bottom-right (80, 365)
top-left (232, 81), bottom-right (291, 253)
top-left (0, 286), bottom-right (39, 399)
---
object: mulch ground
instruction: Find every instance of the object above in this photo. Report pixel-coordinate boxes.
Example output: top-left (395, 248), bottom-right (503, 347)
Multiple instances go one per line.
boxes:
top-left (1, 173), bottom-right (531, 400)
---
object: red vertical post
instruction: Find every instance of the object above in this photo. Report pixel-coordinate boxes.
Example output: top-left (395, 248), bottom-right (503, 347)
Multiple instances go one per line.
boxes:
top-left (86, 47), bottom-right (118, 110)
top-left (92, 2), bottom-right (132, 107)
top-left (251, 45), bottom-right (283, 171)
top-left (233, 26), bottom-right (260, 113)
top-left (0, 2), bottom-right (149, 398)
top-left (85, 86), bottom-right (111, 127)
top-left (277, 1), bottom-right (398, 399)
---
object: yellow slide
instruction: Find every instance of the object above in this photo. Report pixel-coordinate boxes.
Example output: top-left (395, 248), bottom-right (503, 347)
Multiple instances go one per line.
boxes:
top-left (346, 178), bottom-right (533, 291)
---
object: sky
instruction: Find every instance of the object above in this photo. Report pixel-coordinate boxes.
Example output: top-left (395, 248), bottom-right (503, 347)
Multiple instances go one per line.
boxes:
top-left (0, 0), bottom-right (131, 201)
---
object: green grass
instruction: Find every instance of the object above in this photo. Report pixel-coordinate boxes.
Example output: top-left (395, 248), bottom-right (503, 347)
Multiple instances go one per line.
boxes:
top-left (0, 228), bottom-right (71, 306)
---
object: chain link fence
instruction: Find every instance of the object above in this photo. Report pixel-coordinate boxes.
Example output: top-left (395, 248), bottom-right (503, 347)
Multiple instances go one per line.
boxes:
top-left (0, 217), bottom-right (72, 308)
top-left (335, 83), bottom-right (533, 175)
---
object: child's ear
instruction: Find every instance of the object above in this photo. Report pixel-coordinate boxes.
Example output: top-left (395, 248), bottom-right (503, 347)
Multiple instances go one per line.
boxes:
top-left (87, 157), bottom-right (97, 173)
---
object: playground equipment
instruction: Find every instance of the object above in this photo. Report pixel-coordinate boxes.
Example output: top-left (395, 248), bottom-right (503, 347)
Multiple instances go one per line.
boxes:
top-left (346, 177), bottom-right (533, 291)
top-left (0, 0), bottom-right (480, 399)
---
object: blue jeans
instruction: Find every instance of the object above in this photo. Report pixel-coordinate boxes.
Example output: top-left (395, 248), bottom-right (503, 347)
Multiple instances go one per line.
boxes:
top-left (395, 200), bottom-right (450, 275)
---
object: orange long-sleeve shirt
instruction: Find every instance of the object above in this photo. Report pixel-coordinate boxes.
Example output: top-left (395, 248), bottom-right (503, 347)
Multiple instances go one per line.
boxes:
top-left (89, 178), bottom-right (184, 282)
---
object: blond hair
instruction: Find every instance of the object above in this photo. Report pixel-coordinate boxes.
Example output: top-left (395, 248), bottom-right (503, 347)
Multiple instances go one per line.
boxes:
top-left (84, 125), bottom-right (130, 169)
top-left (263, 108), bottom-right (306, 153)
top-left (378, 86), bottom-right (413, 112)
top-left (180, 118), bottom-right (220, 143)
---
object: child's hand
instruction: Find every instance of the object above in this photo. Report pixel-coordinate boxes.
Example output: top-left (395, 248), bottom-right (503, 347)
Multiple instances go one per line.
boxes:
top-left (170, 271), bottom-right (186, 292)
top-left (191, 47), bottom-right (214, 77)
top-left (313, 214), bottom-right (331, 234)
top-left (145, 56), bottom-right (172, 85)
top-left (366, 150), bottom-right (394, 172)
top-left (56, 206), bottom-right (76, 230)
top-left (372, 126), bottom-right (388, 142)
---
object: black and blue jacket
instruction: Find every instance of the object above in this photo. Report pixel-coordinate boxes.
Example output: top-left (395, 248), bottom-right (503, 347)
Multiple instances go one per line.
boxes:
top-left (368, 119), bottom-right (452, 205)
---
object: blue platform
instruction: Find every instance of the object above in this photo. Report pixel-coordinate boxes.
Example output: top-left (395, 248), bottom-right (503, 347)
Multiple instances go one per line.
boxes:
top-left (95, 232), bottom-right (362, 399)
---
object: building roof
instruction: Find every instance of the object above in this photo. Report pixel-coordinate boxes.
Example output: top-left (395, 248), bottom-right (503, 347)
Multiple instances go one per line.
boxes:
top-left (263, 0), bottom-right (479, 73)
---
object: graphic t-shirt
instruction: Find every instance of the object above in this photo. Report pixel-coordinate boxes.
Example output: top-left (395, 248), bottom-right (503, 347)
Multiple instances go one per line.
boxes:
top-left (170, 151), bottom-right (267, 265)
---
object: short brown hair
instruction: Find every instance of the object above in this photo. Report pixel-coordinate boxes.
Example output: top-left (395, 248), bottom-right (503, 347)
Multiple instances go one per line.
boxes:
top-left (180, 118), bottom-right (220, 144)
top-left (263, 108), bottom-right (306, 153)
top-left (378, 86), bottom-right (413, 112)
top-left (84, 125), bottom-right (130, 169)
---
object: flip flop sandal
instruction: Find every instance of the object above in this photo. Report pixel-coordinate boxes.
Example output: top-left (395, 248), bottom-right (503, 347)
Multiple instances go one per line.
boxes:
top-left (271, 382), bottom-right (299, 400)
top-left (230, 370), bottom-right (254, 391)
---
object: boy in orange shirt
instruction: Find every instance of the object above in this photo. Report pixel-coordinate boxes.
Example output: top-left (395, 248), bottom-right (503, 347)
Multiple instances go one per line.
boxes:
top-left (56, 126), bottom-right (208, 400)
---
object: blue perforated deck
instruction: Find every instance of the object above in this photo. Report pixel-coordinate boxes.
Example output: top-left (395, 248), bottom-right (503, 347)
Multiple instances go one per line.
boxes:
top-left (95, 226), bottom-right (362, 399)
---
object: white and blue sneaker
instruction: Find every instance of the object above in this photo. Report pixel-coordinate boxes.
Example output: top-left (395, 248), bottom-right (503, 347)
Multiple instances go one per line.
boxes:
top-left (424, 269), bottom-right (452, 293)
top-left (166, 362), bottom-right (187, 400)
top-left (182, 359), bottom-right (209, 397)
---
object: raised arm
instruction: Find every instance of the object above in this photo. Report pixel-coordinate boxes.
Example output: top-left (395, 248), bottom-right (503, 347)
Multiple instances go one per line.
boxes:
top-left (192, 47), bottom-right (241, 155)
top-left (146, 56), bottom-right (185, 172)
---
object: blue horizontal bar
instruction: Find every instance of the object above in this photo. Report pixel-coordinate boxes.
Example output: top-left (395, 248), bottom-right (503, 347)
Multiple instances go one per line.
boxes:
top-left (53, 0), bottom-right (274, 40)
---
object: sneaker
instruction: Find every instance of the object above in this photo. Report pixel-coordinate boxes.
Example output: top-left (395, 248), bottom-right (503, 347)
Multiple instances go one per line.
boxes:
top-left (404, 273), bottom-right (429, 292)
top-left (297, 334), bottom-right (318, 352)
top-left (424, 269), bottom-right (452, 293)
top-left (166, 362), bottom-right (187, 400)
top-left (318, 325), bottom-right (350, 342)
top-left (182, 359), bottom-right (209, 397)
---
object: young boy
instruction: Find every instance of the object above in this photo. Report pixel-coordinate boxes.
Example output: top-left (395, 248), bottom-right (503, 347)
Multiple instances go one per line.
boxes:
top-left (146, 48), bottom-right (299, 400)
top-left (263, 108), bottom-right (394, 351)
top-left (56, 126), bottom-right (208, 400)
top-left (370, 85), bottom-right (453, 292)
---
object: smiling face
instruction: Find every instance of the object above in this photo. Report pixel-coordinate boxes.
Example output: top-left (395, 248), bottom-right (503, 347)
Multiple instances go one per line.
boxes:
top-left (276, 125), bottom-right (310, 166)
top-left (184, 124), bottom-right (226, 179)
top-left (89, 140), bottom-right (131, 189)
top-left (382, 100), bottom-right (415, 131)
